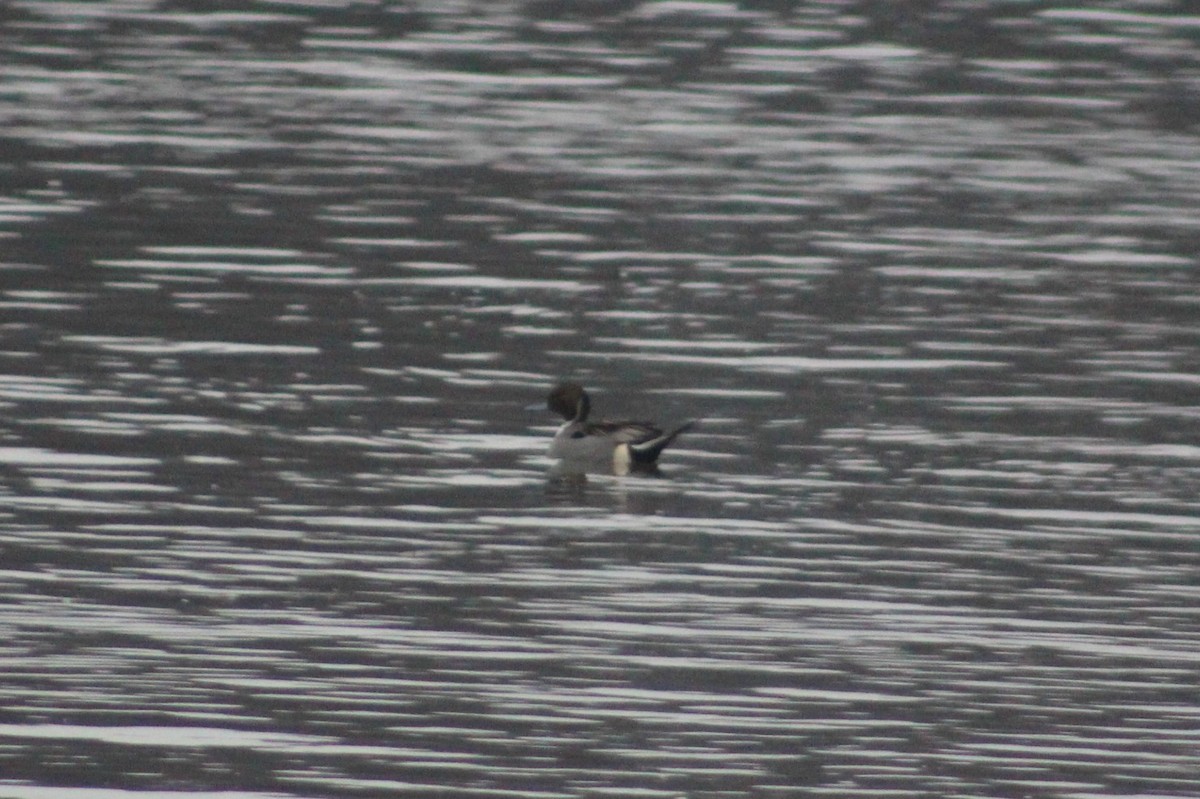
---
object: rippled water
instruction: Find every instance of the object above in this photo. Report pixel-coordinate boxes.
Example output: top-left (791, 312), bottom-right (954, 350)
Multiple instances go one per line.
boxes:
top-left (2, 2), bottom-right (1200, 797)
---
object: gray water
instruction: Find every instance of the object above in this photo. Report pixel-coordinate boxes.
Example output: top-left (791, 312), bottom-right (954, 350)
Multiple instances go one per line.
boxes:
top-left (2, 2), bottom-right (1200, 797)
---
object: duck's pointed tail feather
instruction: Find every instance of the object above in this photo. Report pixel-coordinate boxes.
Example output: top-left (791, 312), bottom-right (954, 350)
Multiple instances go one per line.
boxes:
top-left (629, 420), bottom-right (697, 464)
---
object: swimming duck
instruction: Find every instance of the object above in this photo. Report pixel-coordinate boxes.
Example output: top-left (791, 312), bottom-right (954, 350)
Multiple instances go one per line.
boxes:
top-left (543, 382), bottom-right (694, 473)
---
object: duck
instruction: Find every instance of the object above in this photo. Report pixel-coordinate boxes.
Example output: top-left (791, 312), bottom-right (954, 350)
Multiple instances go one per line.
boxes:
top-left (543, 382), bottom-right (695, 474)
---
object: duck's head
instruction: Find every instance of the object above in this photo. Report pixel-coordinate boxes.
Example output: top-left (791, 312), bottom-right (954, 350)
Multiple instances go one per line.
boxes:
top-left (547, 382), bottom-right (590, 422)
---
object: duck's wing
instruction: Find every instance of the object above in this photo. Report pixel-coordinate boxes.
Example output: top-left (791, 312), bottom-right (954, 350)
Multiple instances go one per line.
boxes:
top-left (585, 420), bottom-right (663, 445)
top-left (628, 421), bottom-right (696, 464)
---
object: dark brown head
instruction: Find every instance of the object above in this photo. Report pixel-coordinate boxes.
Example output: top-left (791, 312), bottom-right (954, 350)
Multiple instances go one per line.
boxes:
top-left (546, 382), bottom-right (590, 422)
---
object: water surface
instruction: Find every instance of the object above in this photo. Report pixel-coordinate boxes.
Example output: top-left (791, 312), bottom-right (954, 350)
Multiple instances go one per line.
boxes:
top-left (2, 2), bottom-right (1200, 797)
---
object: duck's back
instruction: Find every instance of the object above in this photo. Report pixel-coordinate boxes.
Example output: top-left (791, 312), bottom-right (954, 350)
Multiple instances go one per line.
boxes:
top-left (586, 420), bottom-right (663, 445)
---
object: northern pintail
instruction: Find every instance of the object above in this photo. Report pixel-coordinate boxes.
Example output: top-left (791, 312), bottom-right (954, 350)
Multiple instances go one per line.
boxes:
top-left (543, 382), bottom-right (695, 473)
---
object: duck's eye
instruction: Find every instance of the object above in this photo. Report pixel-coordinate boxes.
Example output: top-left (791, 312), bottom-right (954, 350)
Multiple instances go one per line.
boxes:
top-left (571, 431), bottom-right (586, 439)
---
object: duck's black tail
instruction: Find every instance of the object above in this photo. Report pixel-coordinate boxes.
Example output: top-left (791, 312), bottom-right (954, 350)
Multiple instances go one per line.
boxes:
top-left (629, 421), bottom-right (697, 465)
